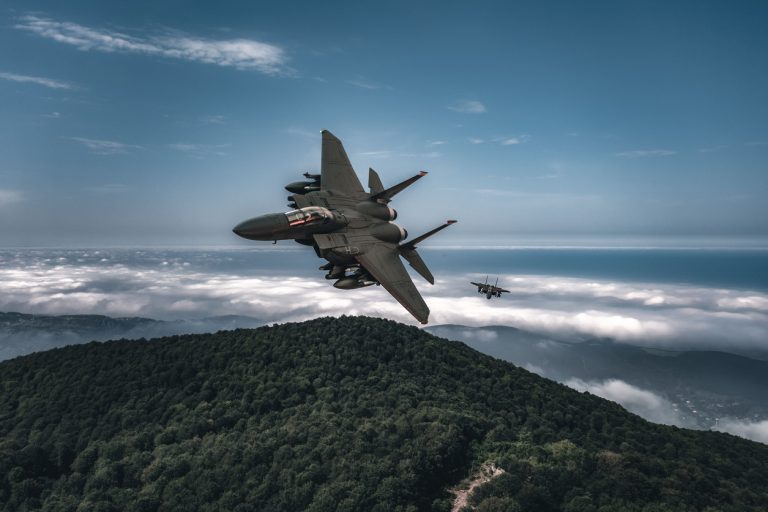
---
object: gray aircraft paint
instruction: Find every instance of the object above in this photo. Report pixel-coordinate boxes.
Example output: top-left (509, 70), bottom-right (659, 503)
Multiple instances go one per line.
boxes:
top-left (233, 130), bottom-right (456, 324)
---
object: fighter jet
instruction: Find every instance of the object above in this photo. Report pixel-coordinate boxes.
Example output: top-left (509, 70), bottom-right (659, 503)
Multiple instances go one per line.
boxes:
top-left (232, 130), bottom-right (456, 324)
top-left (471, 276), bottom-right (510, 299)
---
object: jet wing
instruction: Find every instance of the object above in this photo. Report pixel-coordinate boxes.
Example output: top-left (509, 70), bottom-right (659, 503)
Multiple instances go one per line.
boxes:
top-left (321, 130), bottom-right (365, 196)
top-left (470, 282), bottom-right (484, 287)
top-left (356, 245), bottom-right (430, 324)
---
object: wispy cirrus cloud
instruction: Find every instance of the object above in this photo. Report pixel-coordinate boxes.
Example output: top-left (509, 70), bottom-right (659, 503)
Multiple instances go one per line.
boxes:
top-left (614, 149), bottom-right (677, 158)
top-left (449, 100), bottom-right (486, 113)
top-left (0, 71), bottom-right (72, 89)
top-left (468, 135), bottom-right (530, 146)
top-left (69, 137), bottom-right (142, 155)
top-left (15, 15), bottom-right (290, 75)
top-left (496, 135), bottom-right (530, 146)
top-left (357, 150), bottom-right (392, 159)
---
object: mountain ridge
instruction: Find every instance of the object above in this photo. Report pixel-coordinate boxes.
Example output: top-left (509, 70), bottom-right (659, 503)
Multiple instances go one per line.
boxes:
top-left (1, 316), bottom-right (767, 511)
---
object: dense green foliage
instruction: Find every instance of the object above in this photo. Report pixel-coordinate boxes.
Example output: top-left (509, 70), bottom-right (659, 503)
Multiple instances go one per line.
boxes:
top-left (1, 316), bottom-right (766, 511)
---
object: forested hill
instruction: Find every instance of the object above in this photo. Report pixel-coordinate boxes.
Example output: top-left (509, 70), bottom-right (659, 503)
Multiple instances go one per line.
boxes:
top-left (1, 317), bottom-right (767, 512)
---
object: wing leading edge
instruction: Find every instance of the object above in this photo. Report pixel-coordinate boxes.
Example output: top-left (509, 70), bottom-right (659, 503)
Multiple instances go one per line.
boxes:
top-left (356, 245), bottom-right (430, 324)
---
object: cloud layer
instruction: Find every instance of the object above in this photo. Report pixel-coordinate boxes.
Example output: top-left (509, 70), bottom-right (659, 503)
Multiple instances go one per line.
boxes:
top-left (16, 15), bottom-right (288, 75)
top-left (715, 418), bottom-right (768, 444)
top-left (1, 250), bottom-right (767, 354)
top-left (565, 378), bottom-right (689, 426)
top-left (566, 378), bottom-right (768, 443)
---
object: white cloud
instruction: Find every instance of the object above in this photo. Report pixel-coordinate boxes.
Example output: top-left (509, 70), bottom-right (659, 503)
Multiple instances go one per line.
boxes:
top-left (523, 362), bottom-right (545, 376)
top-left (428, 140), bottom-right (447, 146)
top-left (614, 149), bottom-right (677, 158)
top-left (0, 189), bottom-right (24, 206)
top-left (468, 138), bottom-right (484, 144)
top-left (425, 274), bottom-right (768, 349)
top-left (358, 150), bottom-right (392, 158)
top-left (716, 296), bottom-right (768, 311)
top-left (565, 378), bottom-right (688, 426)
top-left (16, 15), bottom-right (289, 75)
top-left (496, 135), bottom-right (530, 146)
top-left (449, 101), bottom-right (486, 113)
top-left (69, 137), bottom-right (142, 155)
top-left (0, 71), bottom-right (72, 89)
top-left (715, 418), bottom-right (768, 444)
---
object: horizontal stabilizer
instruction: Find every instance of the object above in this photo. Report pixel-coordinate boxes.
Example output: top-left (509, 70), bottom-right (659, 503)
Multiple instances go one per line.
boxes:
top-left (371, 171), bottom-right (427, 203)
top-left (400, 248), bottom-right (434, 284)
top-left (397, 220), bottom-right (457, 284)
top-left (368, 168), bottom-right (385, 196)
top-left (399, 220), bottom-right (457, 251)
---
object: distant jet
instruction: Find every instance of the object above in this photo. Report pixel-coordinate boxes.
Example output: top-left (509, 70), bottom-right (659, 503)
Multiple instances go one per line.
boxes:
top-left (233, 130), bottom-right (457, 324)
top-left (471, 276), bottom-right (510, 299)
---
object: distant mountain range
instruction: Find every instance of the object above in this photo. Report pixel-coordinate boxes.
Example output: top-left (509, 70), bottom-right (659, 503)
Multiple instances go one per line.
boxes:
top-left (427, 324), bottom-right (768, 429)
top-left (0, 311), bottom-right (263, 361)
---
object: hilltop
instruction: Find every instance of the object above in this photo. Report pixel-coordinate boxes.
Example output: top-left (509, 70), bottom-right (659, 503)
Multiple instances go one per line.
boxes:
top-left (1, 316), bottom-right (767, 511)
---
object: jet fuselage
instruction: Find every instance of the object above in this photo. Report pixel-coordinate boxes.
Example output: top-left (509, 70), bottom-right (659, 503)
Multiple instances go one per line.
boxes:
top-left (230, 129), bottom-right (456, 324)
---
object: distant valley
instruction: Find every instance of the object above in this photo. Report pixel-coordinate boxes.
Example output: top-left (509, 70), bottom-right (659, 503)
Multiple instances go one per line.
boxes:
top-left (427, 324), bottom-right (768, 432)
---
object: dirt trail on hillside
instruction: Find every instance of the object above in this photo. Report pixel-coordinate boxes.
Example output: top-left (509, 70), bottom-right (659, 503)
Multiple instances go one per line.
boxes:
top-left (450, 463), bottom-right (504, 512)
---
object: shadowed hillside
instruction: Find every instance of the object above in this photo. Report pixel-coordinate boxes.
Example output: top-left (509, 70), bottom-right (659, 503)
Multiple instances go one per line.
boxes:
top-left (1, 316), bottom-right (766, 511)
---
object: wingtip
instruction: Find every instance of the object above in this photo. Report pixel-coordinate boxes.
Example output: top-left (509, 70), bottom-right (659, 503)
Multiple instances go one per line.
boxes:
top-left (419, 171), bottom-right (428, 176)
top-left (447, 219), bottom-right (457, 224)
top-left (321, 129), bottom-right (339, 141)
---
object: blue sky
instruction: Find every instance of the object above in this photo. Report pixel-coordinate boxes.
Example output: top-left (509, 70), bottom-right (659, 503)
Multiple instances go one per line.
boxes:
top-left (1, 1), bottom-right (767, 246)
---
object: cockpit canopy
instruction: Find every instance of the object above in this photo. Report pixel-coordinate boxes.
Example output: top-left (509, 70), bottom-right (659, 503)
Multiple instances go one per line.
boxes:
top-left (285, 206), bottom-right (333, 227)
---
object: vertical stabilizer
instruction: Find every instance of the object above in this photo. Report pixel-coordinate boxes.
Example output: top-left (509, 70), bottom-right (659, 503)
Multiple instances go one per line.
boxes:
top-left (368, 168), bottom-right (385, 196)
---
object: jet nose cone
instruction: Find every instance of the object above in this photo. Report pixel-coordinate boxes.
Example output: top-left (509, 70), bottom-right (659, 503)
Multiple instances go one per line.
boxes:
top-left (232, 214), bottom-right (288, 240)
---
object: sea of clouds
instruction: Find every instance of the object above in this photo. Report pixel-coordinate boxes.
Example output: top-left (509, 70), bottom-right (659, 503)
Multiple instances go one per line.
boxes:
top-left (2, 248), bottom-right (767, 352)
top-left (2, 247), bottom-right (768, 443)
